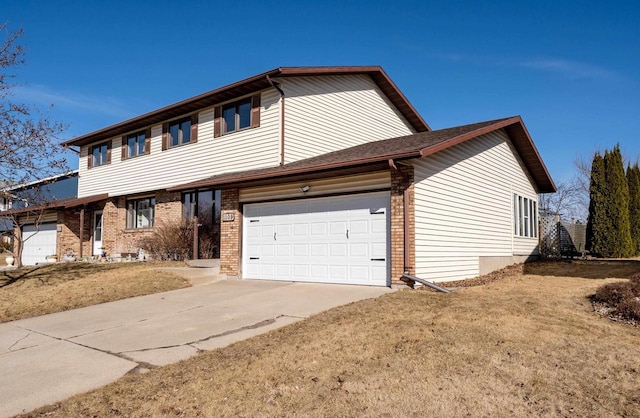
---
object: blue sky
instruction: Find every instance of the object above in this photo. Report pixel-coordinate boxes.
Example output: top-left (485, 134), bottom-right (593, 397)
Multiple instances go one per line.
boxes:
top-left (3, 0), bottom-right (639, 184)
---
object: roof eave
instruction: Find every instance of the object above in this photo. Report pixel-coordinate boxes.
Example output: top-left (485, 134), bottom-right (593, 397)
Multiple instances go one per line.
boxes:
top-left (419, 116), bottom-right (556, 193)
top-left (62, 66), bottom-right (428, 148)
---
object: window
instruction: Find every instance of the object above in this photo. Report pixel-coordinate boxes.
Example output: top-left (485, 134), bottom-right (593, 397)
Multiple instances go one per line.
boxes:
top-left (163, 115), bottom-right (197, 150)
top-left (214, 94), bottom-right (260, 137)
top-left (123, 130), bottom-right (148, 159)
top-left (222, 97), bottom-right (252, 134)
top-left (182, 190), bottom-right (220, 225)
top-left (126, 197), bottom-right (155, 229)
top-left (514, 194), bottom-right (537, 238)
top-left (90, 141), bottom-right (110, 168)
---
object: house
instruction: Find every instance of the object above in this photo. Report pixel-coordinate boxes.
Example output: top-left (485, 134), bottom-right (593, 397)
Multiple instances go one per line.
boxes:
top-left (1, 171), bottom-right (78, 265)
top-left (52, 66), bottom-right (554, 285)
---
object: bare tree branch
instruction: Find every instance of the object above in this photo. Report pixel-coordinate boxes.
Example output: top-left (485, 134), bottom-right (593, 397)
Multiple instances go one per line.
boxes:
top-left (0, 23), bottom-right (68, 267)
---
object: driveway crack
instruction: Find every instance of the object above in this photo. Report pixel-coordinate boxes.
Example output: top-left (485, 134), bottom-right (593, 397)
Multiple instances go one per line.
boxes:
top-left (7, 332), bottom-right (30, 351)
top-left (119, 317), bottom-right (280, 354)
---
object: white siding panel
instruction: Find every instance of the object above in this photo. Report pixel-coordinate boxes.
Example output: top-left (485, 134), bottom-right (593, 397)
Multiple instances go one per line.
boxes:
top-left (77, 89), bottom-right (282, 198)
top-left (240, 171), bottom-right (390, 203)
top-left (413, 129), bottom-right (539, 282)
top-left (278, 75), bottom-right (415, 163)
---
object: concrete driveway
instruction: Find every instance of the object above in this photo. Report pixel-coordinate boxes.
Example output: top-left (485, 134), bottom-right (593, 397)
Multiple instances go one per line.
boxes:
top-left (0, 279), bottom-right (392, 417)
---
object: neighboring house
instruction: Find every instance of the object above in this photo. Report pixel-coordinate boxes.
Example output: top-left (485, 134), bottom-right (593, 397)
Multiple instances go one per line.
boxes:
top-left (0, 171), bottom-right (78, 265)
top-left (53, 66), bottom-right (554, 285)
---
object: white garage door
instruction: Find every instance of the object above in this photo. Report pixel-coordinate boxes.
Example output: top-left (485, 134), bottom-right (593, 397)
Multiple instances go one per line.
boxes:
top-left (22, 223), bottom-right (57, 266)
top-left (243, 192), bottom-right (389, 286)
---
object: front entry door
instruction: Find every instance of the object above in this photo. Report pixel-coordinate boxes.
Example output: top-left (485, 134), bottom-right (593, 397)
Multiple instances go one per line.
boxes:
top-left (93, 211), bottom-right (103, 256)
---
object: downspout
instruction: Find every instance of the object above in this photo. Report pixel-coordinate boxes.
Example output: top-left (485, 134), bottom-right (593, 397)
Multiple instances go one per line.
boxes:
top-left (267, 75), bottom-right (285, 166)
top-left (388, 159), bottom-right (450, 293)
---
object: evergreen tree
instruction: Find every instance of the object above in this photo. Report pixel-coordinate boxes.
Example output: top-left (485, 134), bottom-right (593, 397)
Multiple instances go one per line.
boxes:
top-left (627, 163), bottom-right (640, 255)
top-left (587, 152), bottom-right (608, 256)
top-left (603, 145), bottom-right (634, 257)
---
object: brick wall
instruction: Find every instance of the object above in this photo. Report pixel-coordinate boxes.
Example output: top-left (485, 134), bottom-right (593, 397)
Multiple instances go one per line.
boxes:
top-left (57, 206), bottom-right (97, 258)
top-left (56, 190), bottom-right (182, 259)
top-left (220, 188), bottom-right (240, 276)
top-left (390, 165), bottom-right (415, 285)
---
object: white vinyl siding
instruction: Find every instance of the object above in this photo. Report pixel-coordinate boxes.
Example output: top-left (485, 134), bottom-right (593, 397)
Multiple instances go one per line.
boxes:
top-left (77, 89), bottom-right (281, 198)
top-left (239, 171), bottom-right (390, 203)
top-left (413, 129), bottom-right (539, 283)
top-left (278, 75), bottom-right (415, 163)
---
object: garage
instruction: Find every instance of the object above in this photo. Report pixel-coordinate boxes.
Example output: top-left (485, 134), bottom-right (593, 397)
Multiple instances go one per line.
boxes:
top-left (21, 223), bottom-right (57, 266)
top-left (243, 192), bottom-right (389, 286)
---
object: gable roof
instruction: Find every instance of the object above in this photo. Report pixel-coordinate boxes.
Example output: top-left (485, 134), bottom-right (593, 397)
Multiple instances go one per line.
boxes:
top-left (61, 66), bottom-right (429, 148)
top-left (168, 116), bottom-right (556, 194)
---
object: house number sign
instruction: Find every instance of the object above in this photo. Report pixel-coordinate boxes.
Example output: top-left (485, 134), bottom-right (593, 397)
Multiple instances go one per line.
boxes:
top-left (222, 213), bottom-right (235, 222)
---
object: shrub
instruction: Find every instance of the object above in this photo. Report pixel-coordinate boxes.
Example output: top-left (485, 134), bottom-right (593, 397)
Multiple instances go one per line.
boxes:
top-left (593, 274), bottom-right (640, 322)
top-left (139, 220), bottom-right (194, 261)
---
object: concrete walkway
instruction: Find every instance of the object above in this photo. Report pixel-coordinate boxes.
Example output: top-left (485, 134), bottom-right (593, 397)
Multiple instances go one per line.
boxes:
top-left (0, 279), bottom-right (392, 417)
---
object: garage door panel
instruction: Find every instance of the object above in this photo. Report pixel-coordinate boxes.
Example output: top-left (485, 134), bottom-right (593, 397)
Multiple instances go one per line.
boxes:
top-left (311, 264), bottom-right (328, 279)
top-left (329, 221), bottom-right (347, 235)
top-left (311, 223), bottom-right (327, 235)
top-left (276, 244), bottom-right (291, 256)
top-left (330, 243), bottom-right (347, 257)
top-left (243, 192), bottom-right (389, 286)
top-left (371, 218), bottom-right (386, 233)
top-left (349, 243), bottom-right (368, 257)
top-left (293, 244), bottom-right (308, 256)
top-left (293, 224), bottom-right (309, 235)
top-left (293, 264), bottom-right (309, 278)
top-left (311, 243), bottom-right (327, 257)
top-left (371, 242), bottom-right (386, 258)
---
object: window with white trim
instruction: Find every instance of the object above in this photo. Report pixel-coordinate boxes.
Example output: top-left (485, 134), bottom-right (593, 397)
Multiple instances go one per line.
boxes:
top-left (514, 194), bottom-right (537, 238)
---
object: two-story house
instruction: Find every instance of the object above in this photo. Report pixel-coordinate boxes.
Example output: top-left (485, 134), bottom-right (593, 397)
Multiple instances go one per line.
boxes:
top-left (55, 66), bottom-right (555, 285)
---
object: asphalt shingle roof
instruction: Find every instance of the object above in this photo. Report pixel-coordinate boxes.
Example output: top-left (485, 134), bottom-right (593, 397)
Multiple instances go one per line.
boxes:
top-left (169, 116), bottom-right (555, 193)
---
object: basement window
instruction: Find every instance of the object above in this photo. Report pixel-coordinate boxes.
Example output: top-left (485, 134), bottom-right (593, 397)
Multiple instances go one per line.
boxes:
top-left (514, 194), bottom-right (537, 238)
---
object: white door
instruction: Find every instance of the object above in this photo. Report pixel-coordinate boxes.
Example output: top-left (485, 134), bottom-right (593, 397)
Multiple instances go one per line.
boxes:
top-left (21, 223), bottom-right (57, 266)
top-left (93, 211), bottom-right (103, 256)
top-left (243, 192), bottom-right (389, 286)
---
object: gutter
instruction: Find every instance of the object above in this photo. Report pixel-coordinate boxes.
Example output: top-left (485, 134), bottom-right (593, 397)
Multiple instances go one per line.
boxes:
top-left (267, 75), bottom-right (286, 166)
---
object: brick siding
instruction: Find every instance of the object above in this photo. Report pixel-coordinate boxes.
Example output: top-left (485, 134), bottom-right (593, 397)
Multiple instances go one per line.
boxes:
top-left (220, 188), bottom-right (240, 276)
top-left (390, 165), bottom-right (415, 284)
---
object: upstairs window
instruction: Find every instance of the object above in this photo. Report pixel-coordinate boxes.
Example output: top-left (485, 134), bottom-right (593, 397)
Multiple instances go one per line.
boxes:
top-left (514, 194), bottom-right (538, 238)
top-left (214, 94), bottom-right (261, 137)
top-left (162, 115), bottom-right (198, 150)
top-left (222, 97), bottom-right (252, 134)
top-left (126, 197), bottom-right (155, 229)
top-left (122, 130), bottom-right (150, 159)
top-left (88, 141), bottom-right (111, 168)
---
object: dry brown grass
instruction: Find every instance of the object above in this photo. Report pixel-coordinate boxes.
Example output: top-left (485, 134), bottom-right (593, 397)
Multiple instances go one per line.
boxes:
top-left (0, 262), bottom-right (190, 323)
top-left (19, 261), bottom-right (640, 417)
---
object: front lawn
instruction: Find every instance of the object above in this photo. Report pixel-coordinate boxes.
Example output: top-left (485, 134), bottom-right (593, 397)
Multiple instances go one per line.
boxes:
top-left (19, 261), bottom-right (640, 417)
top-left (0, 262), bottom-right (190, 323)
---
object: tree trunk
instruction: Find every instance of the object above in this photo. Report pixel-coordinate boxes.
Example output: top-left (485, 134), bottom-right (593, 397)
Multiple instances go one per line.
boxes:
top-left (13, 226), bottom-right (23, 268)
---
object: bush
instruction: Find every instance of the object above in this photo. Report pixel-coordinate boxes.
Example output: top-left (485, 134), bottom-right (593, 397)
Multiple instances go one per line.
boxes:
top-left (139, 220), bottom-right (194, 261)
top-left (593, 274), bottom-right (640, 322)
